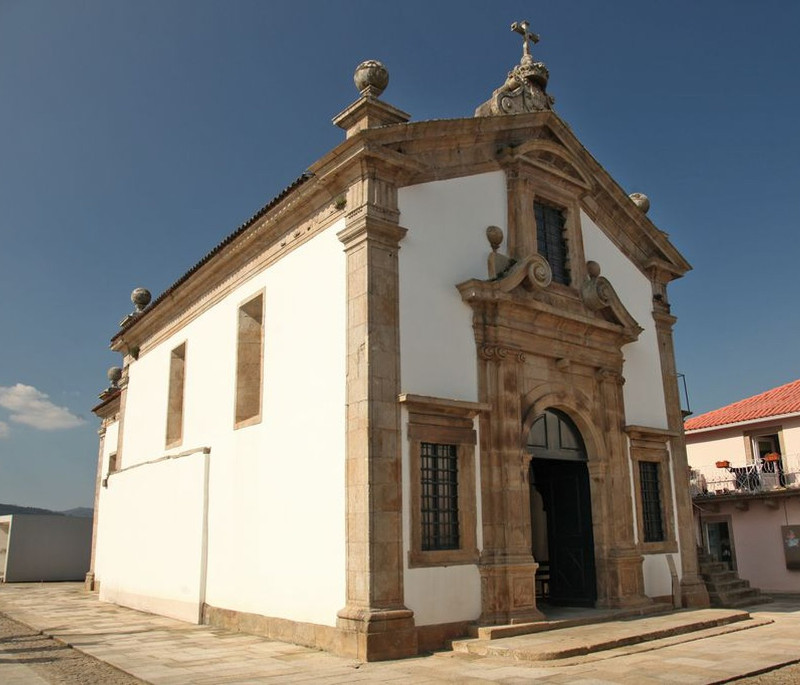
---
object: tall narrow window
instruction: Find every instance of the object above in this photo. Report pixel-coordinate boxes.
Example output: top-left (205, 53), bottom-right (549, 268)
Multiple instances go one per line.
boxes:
top-left (534, 201), bottom-right (569, 285)
top-left (420, 442), bottom-right (460, 551)
top-left (165, 343), bottom-right (186, 447)
top-left (235, 293), bottom-right (264, 427)
top-left (639, 461), bottom-right (665, 542)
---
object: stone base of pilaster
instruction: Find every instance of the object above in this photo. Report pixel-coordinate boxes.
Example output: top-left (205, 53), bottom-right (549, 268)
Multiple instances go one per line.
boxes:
top-left (478, 558), bottom-right (546, 625)
top-left (84, 572), bottom-right (97, 592)
top-left (680, 574), bottom-right (711, 608)
top-left (596, 549), bottom-right (652, 609)
top-left (336, 606), bottom-right (417, 661)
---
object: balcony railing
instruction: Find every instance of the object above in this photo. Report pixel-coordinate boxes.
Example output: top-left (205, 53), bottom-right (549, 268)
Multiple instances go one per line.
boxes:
top-left (691, 453), bottom-right (800, 497)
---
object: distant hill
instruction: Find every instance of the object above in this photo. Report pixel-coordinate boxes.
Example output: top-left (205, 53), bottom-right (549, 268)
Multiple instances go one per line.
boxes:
top-left (61, 507), bottom-right (94, 518)
top-left (0, 504), bottom-right (94, 517)
top-left (0, 503), bottom-right (62, 516)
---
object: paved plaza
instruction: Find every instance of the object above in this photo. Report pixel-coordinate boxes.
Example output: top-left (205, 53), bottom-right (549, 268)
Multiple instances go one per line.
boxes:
top-left (0, 583), bottom-right (799, 684)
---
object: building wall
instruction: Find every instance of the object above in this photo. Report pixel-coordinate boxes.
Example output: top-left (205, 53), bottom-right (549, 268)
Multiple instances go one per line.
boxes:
top-left (2, 515), bottom-right (91, 582)
top-left (395, 174), bottom-right (679, 615)
top-left (697, 498), bottom-right (800, 593)
top-left (687, 417), bottom-right (800, 486)
top-left (397, 171), bottom-right (506, 403)
top-left (96, 220), bottom-right (347, 626)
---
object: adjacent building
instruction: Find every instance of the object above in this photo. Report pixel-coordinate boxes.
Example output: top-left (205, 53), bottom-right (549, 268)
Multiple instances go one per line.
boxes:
top-left (686, 378), bottom-right (800, 595)
top-left (89, 26), bottom-right (708, 661)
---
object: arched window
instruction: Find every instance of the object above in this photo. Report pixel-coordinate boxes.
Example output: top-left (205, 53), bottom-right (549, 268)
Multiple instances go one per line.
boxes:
top-left (527, 409), bottom-right (586, 461)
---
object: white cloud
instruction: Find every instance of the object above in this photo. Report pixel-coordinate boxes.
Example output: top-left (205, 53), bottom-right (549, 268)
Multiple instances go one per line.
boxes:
top-left (0, 384), bottom-right (85, 431)
top-left (0, 421), bottom-right (9, 438)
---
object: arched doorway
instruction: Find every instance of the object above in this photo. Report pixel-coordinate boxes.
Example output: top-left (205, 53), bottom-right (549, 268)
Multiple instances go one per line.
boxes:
top-left (528, 409), bottom-right (597, 606)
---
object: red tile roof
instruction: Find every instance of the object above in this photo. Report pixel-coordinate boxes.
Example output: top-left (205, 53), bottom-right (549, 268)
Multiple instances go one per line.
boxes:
top-left (685, 378), bottom-right (800, 431)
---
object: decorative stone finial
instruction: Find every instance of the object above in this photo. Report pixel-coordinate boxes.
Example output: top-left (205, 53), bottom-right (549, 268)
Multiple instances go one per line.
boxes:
top-left (107, 366), bottom-right (123, 389)
top-left (131, 287), bottom-right (151, 313)
top-left (629, 192), bottom-right (650, 213)
top-left (486, 225), bottom-right (504, 252)
top-left (475, 20), bottom-right (554, 116)
top-left (354, 60), bottom-right (389, 97)
top-left (586, 261), bottom-right (602, 278)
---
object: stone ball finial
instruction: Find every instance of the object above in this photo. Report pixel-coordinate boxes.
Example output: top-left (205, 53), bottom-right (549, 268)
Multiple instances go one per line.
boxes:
top-left (131, 287), bottom-right (151, 312)
top-left (629, 192), bottom-right (650, 214)
top-left (107, 366), bottom-right (123, 388)
top-left (586, 261), bottom-right (601, 278)
top-left (486, 225), bottom-right (504, 251)
top-left (354, 60), bottom-right (389, 97)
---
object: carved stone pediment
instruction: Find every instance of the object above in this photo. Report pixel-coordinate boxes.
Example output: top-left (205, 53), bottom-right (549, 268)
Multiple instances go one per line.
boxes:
top-left (498, 139), bottom-right (593, 191)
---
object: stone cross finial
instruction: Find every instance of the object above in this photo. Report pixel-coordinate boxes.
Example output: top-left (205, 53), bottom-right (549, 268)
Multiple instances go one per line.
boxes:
top-left (511, 20), bottom-right (539, 60)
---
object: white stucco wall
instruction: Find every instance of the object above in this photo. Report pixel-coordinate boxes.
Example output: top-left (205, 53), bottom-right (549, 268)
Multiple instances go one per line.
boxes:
top-left (96, 455), bottom-right (206, 622)
top-left (96, 220), bottom-right (347, 627)
top-left (580, 210), bottom-right (668, 430)
top-left (398, 171), bottom-right (506, 402)
top-left (2, 515), bottom-right (91, 583)
top-left (641, 552), bottom-right (681, 599)
top-left (400, 409), bottom-right (482, 625)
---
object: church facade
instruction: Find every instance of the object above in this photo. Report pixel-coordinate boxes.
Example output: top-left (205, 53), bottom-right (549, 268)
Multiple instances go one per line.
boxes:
top-left (90, 26), bottom-right (708, 661)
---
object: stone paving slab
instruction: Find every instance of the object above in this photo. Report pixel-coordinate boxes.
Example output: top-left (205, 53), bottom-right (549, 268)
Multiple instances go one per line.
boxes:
top-left (1, 583), bottom-right (799, 684)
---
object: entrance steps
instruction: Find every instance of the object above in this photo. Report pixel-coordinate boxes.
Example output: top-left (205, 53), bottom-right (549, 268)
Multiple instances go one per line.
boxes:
top-left (699, 554), bottom-right (772, 608)
top-left (449, 608), bottom-right (769, 663)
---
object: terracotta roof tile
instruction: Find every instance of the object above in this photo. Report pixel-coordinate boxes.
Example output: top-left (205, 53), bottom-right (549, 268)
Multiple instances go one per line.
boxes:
top-left (684, 378), bottom-right (800, 431)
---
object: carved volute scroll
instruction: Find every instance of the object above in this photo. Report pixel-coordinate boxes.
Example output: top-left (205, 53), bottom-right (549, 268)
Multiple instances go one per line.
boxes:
top-left (580, 261), bottom-right (643, 342)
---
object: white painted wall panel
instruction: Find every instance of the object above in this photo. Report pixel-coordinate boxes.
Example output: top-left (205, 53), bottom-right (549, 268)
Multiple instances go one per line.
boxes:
top-left (580, 210), bottom-right (668, 429)
top-left (398, 171), bottom-right (506, 402)
top-left (642, 552), bottom-right (681, 599)
top-left (97, 220), bottom-right (347, 627)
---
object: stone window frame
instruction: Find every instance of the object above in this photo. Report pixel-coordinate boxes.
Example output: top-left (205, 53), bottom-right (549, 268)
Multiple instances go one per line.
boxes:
top-left (743, 424), bottom-right (786, 464)
top-left (400, 394), bottom-right (487, 569)
top-left (504, 162), bottom-right (588, 290)
top-left (165, 341), bottom-right (187, 448)
top-left (234, 290), bottom-right (265, 429)
top-left (626, 426), bottom-right (678, 554)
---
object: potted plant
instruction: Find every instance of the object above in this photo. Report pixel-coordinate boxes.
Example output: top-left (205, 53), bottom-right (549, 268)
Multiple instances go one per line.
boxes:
top-left (715, 460), bottom-right (731, 469)
top-left (764, 452), bottom-right (781, 462)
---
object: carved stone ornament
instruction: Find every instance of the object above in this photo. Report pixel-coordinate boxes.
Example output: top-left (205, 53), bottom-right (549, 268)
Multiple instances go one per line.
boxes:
top-left (479, 345), bottom-right (526, 363)
top-left (353, 60), bottom-right (389, 97)
top-left (475, 20), bottom-right (554, 117)
top-left (580, 261), bottom-right (643, 341)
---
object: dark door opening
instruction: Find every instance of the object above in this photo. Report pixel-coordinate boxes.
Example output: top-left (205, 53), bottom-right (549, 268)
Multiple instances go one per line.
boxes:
top-left (528, 409), bottom-right (597, 607)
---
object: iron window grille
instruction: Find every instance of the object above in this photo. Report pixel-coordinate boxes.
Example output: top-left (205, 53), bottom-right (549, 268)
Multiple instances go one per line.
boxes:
top-left (420, 442), bottom-right (460, 551)
top-left (639, 461), bottom-right (665, 542)
top-left (534, 202), bottom-right (570, 285)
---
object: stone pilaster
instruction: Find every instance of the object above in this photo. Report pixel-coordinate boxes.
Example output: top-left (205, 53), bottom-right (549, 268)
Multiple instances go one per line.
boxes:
top-left (478, 346), bottom-right (544, 624)
top-left (335, 174), bottom-right (416, 661)
top-left (652, 309), bottom-right (710, 608)
top-left (594, 367), bottom-right (650, 608)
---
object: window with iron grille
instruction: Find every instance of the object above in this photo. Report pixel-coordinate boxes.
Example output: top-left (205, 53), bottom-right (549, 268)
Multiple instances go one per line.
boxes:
top-left (534, 202), bottom-right (569, 285)
top-left (421, 442), bottom-right (460, 551)
top-left (639, 461), bottom-right (665, 542)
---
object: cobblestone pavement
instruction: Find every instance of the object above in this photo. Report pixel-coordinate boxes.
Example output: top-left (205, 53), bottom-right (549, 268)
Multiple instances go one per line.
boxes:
top-left (0, 584), bottom-right (799, 684)
top-left (0, 610), bottom-right (145, 684)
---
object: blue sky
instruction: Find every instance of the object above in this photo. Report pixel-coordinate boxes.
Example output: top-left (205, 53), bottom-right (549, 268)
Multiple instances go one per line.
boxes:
top-left (1, 1), bottom-right (799, 510)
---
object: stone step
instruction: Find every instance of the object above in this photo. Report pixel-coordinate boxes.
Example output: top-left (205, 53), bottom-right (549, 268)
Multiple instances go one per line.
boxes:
top-left (451, 609), bottom-right (753, 662)
top-left (708, 578), bottom-right (753, 592)
top-left (466, 602), bottom-right (673, 641)
top-left (702, 570), bottom-right (739, 583)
